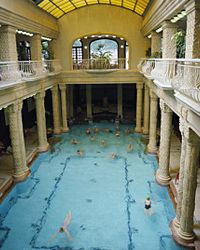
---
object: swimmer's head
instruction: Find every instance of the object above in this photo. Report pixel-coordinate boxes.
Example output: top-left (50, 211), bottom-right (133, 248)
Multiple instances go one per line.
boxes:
top-left (146, 197), bottom-right (150, 200)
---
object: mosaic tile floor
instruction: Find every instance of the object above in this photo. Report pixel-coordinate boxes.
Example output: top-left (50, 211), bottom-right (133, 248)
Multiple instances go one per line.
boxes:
top-left (0, 123), bottom-right (188, 250)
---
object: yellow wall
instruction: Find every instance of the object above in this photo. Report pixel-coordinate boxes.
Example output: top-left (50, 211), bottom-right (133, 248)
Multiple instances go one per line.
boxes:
top-left (0, 0), bottom-right (58, 32)
top-left (57, 5), bottom-right (145, 70)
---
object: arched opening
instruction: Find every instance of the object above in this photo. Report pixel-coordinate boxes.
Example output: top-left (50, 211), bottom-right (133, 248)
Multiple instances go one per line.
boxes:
top-left (72, 35), bottom-right (129, 69)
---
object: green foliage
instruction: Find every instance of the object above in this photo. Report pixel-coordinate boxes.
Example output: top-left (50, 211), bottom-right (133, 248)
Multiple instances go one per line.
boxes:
top-left (150, 51), bottom-right (162, 58)
top-left (173, 30), bottom-right (186, 58)
top-left (91, 43), bottom-right (112, 61)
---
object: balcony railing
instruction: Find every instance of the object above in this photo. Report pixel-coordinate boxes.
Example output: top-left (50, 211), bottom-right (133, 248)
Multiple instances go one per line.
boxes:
top-left (138, 58), bottom-right (200, 111)
top-left (73, 58), bottom-right (129, 70)
top-left (0, 60), bottom-right (61, 84)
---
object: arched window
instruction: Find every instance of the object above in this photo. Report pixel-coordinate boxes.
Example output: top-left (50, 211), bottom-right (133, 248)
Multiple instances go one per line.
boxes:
top-left (72, 39), bottom-right (83, 64)
top-left (90, 39), bottom-right (118, 64)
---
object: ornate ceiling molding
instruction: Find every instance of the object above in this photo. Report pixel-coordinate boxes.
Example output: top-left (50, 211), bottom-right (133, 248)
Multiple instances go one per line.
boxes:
top-left (141, 0), bottom-right (188, 36)
top-left (0, 7), bottom-right (59, 38)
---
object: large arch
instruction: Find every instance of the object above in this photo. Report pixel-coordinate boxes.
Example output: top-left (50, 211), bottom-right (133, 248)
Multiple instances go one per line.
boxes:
top-left (57, 5), bottom-right (146, 70)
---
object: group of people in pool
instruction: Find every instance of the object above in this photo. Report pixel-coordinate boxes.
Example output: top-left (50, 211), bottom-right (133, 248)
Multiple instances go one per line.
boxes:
top-left (70, 126), bottom-right (134, 158)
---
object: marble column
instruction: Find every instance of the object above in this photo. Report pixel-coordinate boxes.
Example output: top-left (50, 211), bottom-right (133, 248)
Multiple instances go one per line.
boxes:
top-left (172, 118), bottom-right (187, 229)
top-left (7, 100), bottom-right (29, 181)
top-left (60, 84), bottom-right (69, 132)
top-left (86, 84), bottom-right (92, 119)
top-left (49, 39), bottom-right (57, 59)
top-left (177, 128), bottom-right (200, 244)
top-left (117, 84), bottom-right (123, 119)
top-left (162, 21), bottom-right (177, 58)
top-left (34, 91), bottom-right (49, 152)
top-left (143, 82), bottom-right (150, 135)
top-left (51, 85), bottom-right (61, 134)
top-left (185, 0), bottom-right (200, 58)
top-left (30, 34), bottom-right (42, 60)
top-left (0, 25), bottom-right (18, 61)
top-left (147, 90), bottom-right (158, 154)
top-left (156, 100), bottom-right (172, 185)
top-left (135, 83), bottom-right (143, 133)
top-left (69, 85), bottom-right (74, 118)
top-left (0, 25), bottom-right (20, 81)
top-left (151, 31), bottom-right (162, 55)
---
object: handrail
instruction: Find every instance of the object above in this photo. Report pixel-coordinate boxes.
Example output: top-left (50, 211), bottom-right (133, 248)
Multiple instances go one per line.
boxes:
top-left (73, 58), bottom-right (129, 70)
top-left (0, 60), bottom-right (61, 83)
top-left (138, 58), bottom-right (200, 103)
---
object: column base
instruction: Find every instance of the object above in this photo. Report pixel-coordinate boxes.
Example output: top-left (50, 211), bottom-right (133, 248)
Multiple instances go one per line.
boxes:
top-left (135, 127), bottom-right (142, 133)
top-left (147, 144), bottom-right (157, 154)
top-left (38, 143), bottom-right (50, 153)
top-left (54, 128), bottom-right (61, 135)
top-left (13, 169), bottom-right (30, 182)
top-left (143, 128), bottom-right (149, 135)
top-left (62, 127), bottom-right (69, 133)
top-left (170, 221), bottom-right (195, 248)
top-left (155, 170), bottom-right (171, 186)
top-left (172, 217), bottom-right (180, 229)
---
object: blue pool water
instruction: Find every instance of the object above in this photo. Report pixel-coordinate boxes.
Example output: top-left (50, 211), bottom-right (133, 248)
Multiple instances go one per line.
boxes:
top-left (0, 123), bottom-right (188, 250)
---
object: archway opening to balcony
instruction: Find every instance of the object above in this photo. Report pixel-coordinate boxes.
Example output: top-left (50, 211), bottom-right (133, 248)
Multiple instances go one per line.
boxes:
top-left (72, 35), bottom-right (129, 70)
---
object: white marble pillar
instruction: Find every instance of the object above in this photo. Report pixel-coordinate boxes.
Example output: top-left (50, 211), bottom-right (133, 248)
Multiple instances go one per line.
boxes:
top-left (7, 100), bottom-right (29, 181)
top-left (117, 84), bottom-right (123, 119)
top-left (0, 25), bottom-right (18, 61)
top-left (49, 39), bottom-right (57, 59)
top-left (172, 118), bottom-right (187, 229)
top-left (60, 84), bottom-right (69, 132)
top-left (162, 21), bottom-right (177, 58)
top-left (143, 82), bottom-right (150, 134)
top-left (177, 128), bottom-right (200, 244)
top-left (51, 85), bottom-right (61, 134)
top-left (147, 90), bottom-right (158, 153)
top-left (135, 83), bottom-right (143, 133)
top-left (151, 31), bottom-right (162, 55)
top-left (185, 0), bottom-right (200, 58)
top-left (30, 34), bottom-right (42, 60)
top-left (69, 85), bottom-right (74, 118)
top-left (156, 100), bottom-right (172, 185)
top-left (34, 91), bottom-right (49, 152)
top-left (86, 84), bottom-right (92, 119)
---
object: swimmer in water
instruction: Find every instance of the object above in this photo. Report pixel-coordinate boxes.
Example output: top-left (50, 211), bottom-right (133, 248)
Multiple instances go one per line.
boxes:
top-left (71, 138), bottom-right (79, 145)
top-left (77, 149), bottom-right (84, 157)
top-left (144, 197), bottom-right (152, 216)
top-left (100, 139), bottom-right (106, 147)
top-left (127, 143), bottom-right (133, 152)
top-left (86, 128), bottom-right (91, 135)
top-left (111, 152), bottom-right (118, 159)
top-left (48, 211), bottom-right (73, 242)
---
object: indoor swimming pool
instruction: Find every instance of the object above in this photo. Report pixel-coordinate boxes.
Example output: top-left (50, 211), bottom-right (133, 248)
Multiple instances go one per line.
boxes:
top-left (0, 123), bottom-right (188, 250)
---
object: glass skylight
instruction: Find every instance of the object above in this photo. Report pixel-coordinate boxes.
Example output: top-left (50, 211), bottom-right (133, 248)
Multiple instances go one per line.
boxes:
top-left (32, 0), bottom-right (150, 18)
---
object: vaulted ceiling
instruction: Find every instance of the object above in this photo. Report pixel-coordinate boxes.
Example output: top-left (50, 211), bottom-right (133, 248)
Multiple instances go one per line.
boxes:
top-left (32, 0), bottom-right (151, 18)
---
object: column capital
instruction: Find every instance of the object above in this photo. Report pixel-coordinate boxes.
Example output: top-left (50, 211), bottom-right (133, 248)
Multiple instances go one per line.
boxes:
top-left (150, 90), bottom-right (157, 100)
top-left (0, 25), bottom-right (17, 34)
top-left (59, 84), bottom-right (66, 91)
top-left (136, 83), bottom-right (143, 90)
top-left (159, 99), bottom-right (172, 113)
top-left (7, 100), bottom-right (23, 113)
top-left (51, 85), bottom-right (58, 94)
top-left (162, 20), bottom-right (178, 30)
top-left (34, 91), bottom-right (45, 100)
top-left (185, 0), bottom-right (200, 14)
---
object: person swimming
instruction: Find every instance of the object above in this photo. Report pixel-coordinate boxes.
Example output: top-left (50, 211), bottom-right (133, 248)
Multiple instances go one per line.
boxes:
top-left (77, 149), bottom-right (84, 157)
top-left (144, 197), bottom-right (152, 216)
top-left (48, 211), bottom-right (73, 242)
top-left (71, 138), bottom-right (79, 145)
top-left (127, 143), bottom-right (133, 152)
top-left (111, 152), bottom-right (118, 159)
top-left (100, 139), bottom-right (106, 147)
top-left (86, 128), bottom-right (91, 135)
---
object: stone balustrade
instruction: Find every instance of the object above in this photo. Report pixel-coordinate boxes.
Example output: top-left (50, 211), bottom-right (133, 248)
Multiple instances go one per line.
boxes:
top-left (138, 58), bottom-right (200, 113)
top-left (0, 60), bottom-right (61, 84)
top-left (73, 58), bottom-right (129, 70)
